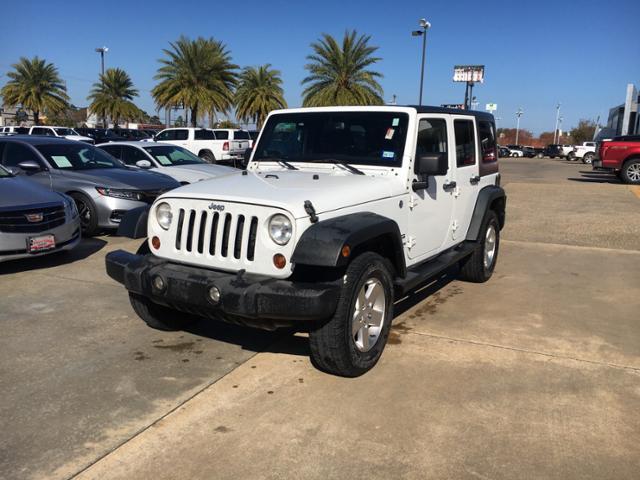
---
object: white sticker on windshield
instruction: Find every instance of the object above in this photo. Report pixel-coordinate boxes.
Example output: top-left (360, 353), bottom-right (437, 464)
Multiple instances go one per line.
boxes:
top-left (156, 155), bottom-right (172, 166)
top-left (392, 118), bottom-right (400, 127)
top-left (51, 155), bottom-right (72, 168)
top-left (382, 151), bottom-right (395, 159)
top-left (385, 128), bottom-right (395, 140)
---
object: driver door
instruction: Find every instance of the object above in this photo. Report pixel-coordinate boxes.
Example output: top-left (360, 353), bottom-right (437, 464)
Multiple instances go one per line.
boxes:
top-left (407, 116), bottom-right (456, 260)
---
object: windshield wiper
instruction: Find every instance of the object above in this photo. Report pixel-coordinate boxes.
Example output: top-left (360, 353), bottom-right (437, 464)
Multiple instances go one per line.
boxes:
top-left (318, 158), bottom-right (365, 175)
top-left (259, 157), bottom-right (298, 170)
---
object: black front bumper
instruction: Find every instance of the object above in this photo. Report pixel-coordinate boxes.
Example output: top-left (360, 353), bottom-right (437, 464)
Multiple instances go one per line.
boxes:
top-left (105, 250), bottom-right (341, 328)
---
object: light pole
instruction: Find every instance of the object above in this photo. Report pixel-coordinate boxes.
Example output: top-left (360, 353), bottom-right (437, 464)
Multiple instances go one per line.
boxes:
top-left (95, 46), bottom-right (108, 127)
top-left (553, 102), bottom-right (561, 144)
top-left (515, 108), bottom-right (523, 145)
top-left (412, 18), bottom-right (431, 106)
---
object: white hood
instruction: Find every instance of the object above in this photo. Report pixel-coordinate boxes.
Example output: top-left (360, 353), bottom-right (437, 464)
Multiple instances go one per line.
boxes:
top-left (161, 169), bottom-right (401, 219)
top-left (161, 163), bottom-right (236, 183)
top-left (64, 135), bottom-right (93, 142)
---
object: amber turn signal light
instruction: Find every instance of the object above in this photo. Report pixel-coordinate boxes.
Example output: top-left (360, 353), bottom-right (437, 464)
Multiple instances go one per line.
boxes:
top-left (273, 254), bottom-right (286, 269)
top-left (151, 236), bottom-right (161, 249)
top-left (341, 245), bottom-right (351, 258)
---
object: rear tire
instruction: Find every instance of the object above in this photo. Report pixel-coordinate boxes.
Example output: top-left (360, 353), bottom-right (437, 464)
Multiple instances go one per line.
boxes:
top-left (583, 153), bottom-right (594, 164)
top-left (459, 210), bottom-right (500, 283)
top-left (199, 151), bottom-right (216, 163)
top-left (69, 192), bottom-right (99, 237)
top-left (567, 152), bottom-right (576, 161)
top-left (620, 159), bottom-right (640, 184)
top-left (309, 252), bottom-right (394, 377)
top-left (129, 293), bottom-right (198, 331)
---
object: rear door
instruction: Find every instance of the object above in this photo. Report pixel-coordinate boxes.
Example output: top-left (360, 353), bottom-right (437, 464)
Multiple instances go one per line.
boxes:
top-left (451, 117), bottom-right (481, 241)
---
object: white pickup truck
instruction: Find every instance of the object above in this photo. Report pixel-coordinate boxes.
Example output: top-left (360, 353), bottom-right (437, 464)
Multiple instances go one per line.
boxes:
top-left (153, 127), bottom-right (249, 167)
top-left (568, 142), bottom-right (596, 164)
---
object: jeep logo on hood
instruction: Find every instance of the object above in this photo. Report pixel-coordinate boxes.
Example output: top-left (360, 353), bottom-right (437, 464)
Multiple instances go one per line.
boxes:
top-left (208, 203), bottom-right (225, 212)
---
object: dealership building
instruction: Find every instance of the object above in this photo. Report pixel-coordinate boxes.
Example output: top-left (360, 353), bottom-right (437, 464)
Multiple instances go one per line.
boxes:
top-left (604, 83), bottom-right (639, 137)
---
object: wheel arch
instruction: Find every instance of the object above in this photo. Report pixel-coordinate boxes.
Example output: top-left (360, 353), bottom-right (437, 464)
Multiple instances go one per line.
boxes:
top-left (291, 212), bottom-right (407, 278)
top-left (465, 185), bottom-right (506, 241)
top-left (198, 148), bottom-right (215, 159)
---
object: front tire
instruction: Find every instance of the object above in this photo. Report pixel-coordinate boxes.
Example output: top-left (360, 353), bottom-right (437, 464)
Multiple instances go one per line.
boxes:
top-left (567, 152), bottom-right (576, 161)
top-left (309, 252), bottom-right (394, 377)
top-left (459, 210), bottom-right (500, 283)
top-left (69, 192), bottom-right (99, 236)
top-left (129, 293), bottom-right (198, 331)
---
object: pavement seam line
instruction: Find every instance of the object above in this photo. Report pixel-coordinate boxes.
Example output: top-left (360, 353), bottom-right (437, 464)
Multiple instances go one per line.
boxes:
top-left (404, 330), bottom-right (640, 372)
top-left (502, 239), bottom-right (640, 254)
top-left (66, 349), bottom-right (263, 480)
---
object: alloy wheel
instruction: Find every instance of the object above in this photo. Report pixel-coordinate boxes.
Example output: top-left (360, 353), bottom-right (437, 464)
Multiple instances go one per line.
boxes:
top-left (484, 224), bottom-right (497, 269)
top-left (352, 278), bottom-right (386, 352)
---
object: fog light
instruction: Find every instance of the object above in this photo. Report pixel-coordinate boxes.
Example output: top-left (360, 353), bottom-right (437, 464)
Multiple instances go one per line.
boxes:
top-left (273, 254), bottom-right (286, 269)
top-left (208, 286), bottom-right (221, 304)
top-left (151, 236), bottom-right (161, 249)
top-left (152, 275), bottom-right (165, 291)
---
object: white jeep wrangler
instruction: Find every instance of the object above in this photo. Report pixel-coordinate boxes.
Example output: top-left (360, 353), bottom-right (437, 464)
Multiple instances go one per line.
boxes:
top-left (106, 106), bottom-right (506, 377)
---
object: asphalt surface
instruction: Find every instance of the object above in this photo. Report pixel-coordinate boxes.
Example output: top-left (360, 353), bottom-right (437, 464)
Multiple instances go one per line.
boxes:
top-left (1, 157), bottom-right (639, 480)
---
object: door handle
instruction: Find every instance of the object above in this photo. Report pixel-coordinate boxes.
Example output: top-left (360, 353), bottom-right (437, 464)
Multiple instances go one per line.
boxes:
top-left (470, 175), bottom-right (480, 185)
top-left (443, 181), bottom-right (457, 190)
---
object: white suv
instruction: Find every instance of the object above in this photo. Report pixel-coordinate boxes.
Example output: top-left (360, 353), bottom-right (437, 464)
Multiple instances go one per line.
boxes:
top-left (29, 126), bottom-right (94, 144)
top-left (106, 106), bottom-right (506, 377)
top-left (153, 127), bottom-right (249, 167)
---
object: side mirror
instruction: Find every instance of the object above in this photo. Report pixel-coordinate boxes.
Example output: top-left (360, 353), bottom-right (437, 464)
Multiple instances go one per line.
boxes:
top-left (18, 160), bottom-right (42, 172)
top-left (413, 153), bottom-right (448, 191)
top-left (415, 152), bottom-right (448, 176)
top-left (136, 159), bottom-right (152, 169)
top-left (241, 148), bottom-right (253, 169)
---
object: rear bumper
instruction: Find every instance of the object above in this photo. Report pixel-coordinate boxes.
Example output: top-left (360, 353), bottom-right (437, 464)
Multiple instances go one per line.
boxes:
top-left (105, 250), bottom-right (341, 328)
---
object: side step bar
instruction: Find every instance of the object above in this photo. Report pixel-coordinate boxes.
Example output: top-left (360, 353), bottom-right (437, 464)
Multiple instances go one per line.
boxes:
top-left (394, 242), bottom-right (479, 295)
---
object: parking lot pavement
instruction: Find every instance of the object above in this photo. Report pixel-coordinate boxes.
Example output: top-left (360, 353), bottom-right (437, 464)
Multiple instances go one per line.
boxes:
top-left (2, 157), bottom-right (640, 480)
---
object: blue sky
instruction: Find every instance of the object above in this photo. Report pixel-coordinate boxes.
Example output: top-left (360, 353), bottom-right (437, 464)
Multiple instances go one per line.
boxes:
top-left (1, 0), bottom-right (638, 134)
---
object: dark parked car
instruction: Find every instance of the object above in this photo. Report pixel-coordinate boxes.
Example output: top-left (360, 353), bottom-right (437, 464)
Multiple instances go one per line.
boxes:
top-left (521, 146), bottom-right (537, 158)
top-left (75, 128), bottom-right (127, 144)
top-left (112, 128), bottom-right (152, 141)
top-left (498, 146), bottom-right (511, 158)
top-left (0, 136), bottom-right (180, 236)
top-left (544, 144), bottom-right (564, 158)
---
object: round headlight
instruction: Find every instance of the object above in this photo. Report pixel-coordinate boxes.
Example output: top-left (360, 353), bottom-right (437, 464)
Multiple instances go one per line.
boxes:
top-left (156, 202), bottom-right (172, 230)
top-left (268, 214), bottom-right (292, 245)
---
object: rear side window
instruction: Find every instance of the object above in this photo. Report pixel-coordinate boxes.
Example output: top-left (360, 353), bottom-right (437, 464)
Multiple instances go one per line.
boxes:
top-left (233, 130), bottom-right (250, 140)
top-left (478, 120), bottom-right (497, 163)
top-left (454, 120), bottom-right (476, 167)
top-left (100, 145), bottom-right (122, 160)
top-left (121, 146), bottom-right (149, 165)
top-left (214, 130), bottom-right (229, 140)
top-left (194, 129), bottom-right (215, 140)
top-left (174, 129), bottom-right (188, 140)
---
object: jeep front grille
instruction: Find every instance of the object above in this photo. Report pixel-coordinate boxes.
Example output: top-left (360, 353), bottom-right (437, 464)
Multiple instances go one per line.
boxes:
top-left (174, 208), bottom-right (259, 261)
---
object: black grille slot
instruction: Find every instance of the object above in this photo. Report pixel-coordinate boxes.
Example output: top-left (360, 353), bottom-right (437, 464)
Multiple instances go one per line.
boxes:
top-left (209, 212), bottom-right (219, 255)
top-left (0, 204), bottom-right (66, 233)
top-left (175, 209), bottom-right (185, 249)
top-left (234, 215), bottom-right (245, 259)
top-left (221, 213), bottom-right (232, 257)
top-left (185, 210), bottom-right (195, 252)
top-left (197, 211), bottom-right (207, 254)
top-left (247, 217), bottom-right (258, 261)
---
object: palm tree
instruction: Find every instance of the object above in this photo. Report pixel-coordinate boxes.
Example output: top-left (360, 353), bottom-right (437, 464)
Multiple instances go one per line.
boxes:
top-left (235, 64), bottom-right (287, 129)
top-left (87, 68), bottom-right (140, 127)
top-left (0, 56), bottom-right (69, 125)
top-left (152, 36), bottom-right (237, 127)
top-left (302, 30), bottom-right (384, 107)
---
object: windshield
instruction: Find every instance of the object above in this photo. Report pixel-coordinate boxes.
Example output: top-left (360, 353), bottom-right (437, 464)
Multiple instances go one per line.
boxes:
top-left (35, 143), bottom-right (125, 170)
top-left (254, 112), bottom-right (409, 167)
top-left (143, 145), bottom-right (205, 166)
top-left (0, 165), bottom-right (12, 177)
top-left (54, 128), bottom-right (78, 136)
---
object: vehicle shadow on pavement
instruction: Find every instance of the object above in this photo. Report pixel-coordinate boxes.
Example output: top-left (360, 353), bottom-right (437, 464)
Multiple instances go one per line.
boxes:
top-left (394, 267), bottom-right (458, 318)
top-left (0, 237), bottom-right (107, 275)
top-left (567, 172), bottom-right (622, 184)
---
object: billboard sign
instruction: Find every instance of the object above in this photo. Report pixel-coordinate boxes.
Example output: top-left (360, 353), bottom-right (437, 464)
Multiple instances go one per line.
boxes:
top-left (485, 103), bottom-right (497, 112)
top-left (453, 65), bottom-right (485, 83)
top-left (441, 103), bottom-right (465, 109)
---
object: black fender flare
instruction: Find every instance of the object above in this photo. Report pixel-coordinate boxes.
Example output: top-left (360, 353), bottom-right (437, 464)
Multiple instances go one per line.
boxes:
top-left (465, 185), bottom-right (506, 241)
top-left (291, 212), bottom-right (406, 277)
top-left (116, 206), bottom-right (150, 239)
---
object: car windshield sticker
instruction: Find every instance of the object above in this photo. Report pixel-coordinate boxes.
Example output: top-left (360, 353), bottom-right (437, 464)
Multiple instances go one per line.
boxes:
top-left (392, 118), bottom-right (400, 127)
top-left (385, 128), bottom-right (395, 140)
top-left (51, 155), bottom-right (73, 168)
top-left (382, 151), bottom-right (395, 159)
top-left (156, 155), bottom-right (172, 165)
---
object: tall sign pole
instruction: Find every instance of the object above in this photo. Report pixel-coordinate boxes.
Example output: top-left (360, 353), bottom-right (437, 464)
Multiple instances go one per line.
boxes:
top-left (515, 108), bottom-right (524, 145)
top-left (453, 65), bottom-right (484, 109)
top-left (553, 103), bottom-right (561, 144)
